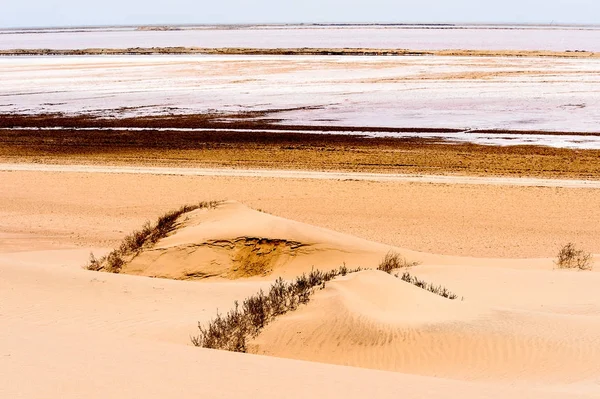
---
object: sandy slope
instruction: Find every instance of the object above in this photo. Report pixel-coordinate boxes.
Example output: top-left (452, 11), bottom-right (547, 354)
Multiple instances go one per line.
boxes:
top-left (125, 201), bottom-right (392, 279)
top-left (251, 270), bottom-right (600, 383)
top-left (116, 200), bottom-right (596, 280)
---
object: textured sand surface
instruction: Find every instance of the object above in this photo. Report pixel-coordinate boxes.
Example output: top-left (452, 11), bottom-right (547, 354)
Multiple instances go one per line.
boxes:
top-left (252, 270), bottom-right (600, 383)
top-left (2, 170), bottom-right (599, 258)
top-left (123, 201), bottom-right (392, 279)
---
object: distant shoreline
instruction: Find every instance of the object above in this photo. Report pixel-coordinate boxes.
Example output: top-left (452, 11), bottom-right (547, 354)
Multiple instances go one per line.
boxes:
top-left (2, 23), bottom-right (600, 32)
top-left (1, 47), bottom-right (598, 58)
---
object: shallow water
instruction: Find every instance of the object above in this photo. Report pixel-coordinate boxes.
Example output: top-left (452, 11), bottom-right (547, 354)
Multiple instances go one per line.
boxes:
top-left (3, 54), bottom-right (599, 135)
top-left (1, 25), bottom-right (600, 51)
top-left (2, 51), bottom-right (600, 150)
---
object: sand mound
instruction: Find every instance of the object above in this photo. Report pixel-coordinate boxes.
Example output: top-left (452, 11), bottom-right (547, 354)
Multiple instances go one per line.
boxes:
top-left (250, 270), bottom-right (600, 383)
top-left (123, 201), bottom-right (392, 280)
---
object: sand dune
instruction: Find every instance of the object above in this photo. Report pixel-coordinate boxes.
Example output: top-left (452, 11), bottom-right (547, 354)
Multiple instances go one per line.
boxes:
top-left (112, 200), bottom-right (556, 281)
top-left (86, 200), bottom-right (600, 386)
top-left (251, 270), bottom-right (600, 383)
top-left (124, 201), bottom-right (392, 279)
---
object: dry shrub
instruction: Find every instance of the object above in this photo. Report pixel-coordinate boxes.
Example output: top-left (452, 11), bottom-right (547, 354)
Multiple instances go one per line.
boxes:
top-left (555, 243), bottom-right (593, 271)
top-left (396, 271), bottom-right (459, 300)
top-left (86, 201), bottom-right (220, 273)
top-left (191, 258), bottom-right (462, 352)
top-left (378, 252), bottom-right (459, 300)
top-left (377, 251), bottom-right (419, 273)
top-left (191, 265), bottom-right (363, 352)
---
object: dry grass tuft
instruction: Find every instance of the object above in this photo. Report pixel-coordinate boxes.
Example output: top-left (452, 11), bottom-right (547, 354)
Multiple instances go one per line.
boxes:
top-left (377, 253), bottom-right (459, 300)
top-left (192, 253), bottom-right (459, 352)
top-left (555, 243), bottom-right (593, 271)
top-left (191, 248), bottom-right (460, 353)
top-left (86, 201), bottom-right (221, 273)
top-left (377, 251), bottom-right (419, 273)
top-left (396, 271), bottom-right (459, 300)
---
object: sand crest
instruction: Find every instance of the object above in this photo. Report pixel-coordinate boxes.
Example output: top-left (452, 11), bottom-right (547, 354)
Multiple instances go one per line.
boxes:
top-left (251, 269), bottom-right (600, 383)
top-left (124, 200), bottom-right (392, 279)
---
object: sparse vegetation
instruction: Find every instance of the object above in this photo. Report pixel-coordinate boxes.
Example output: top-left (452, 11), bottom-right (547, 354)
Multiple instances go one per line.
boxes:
top-left (396, 271), bottom-right (459, 300)
top-left (377, 251), bottom-right (419, 273)
top-left (191, 265), bottom-right (363, 352)
top-left (192, 253), bottom-right (460, 352)
top-left (377, 252), bottom-right (459, 300)
top-left (86, 201), bottom-right (220, 273)
top-left (1, 47), bottom-right (597, 59)
top-left (555, 243), bottom-right (593, 271)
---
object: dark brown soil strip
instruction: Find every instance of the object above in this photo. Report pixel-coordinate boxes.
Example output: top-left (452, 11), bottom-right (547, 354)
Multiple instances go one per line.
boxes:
top-left (0, 47), bottom-right (598, 59)
top-left (0, 112), bottom-right (598, 136)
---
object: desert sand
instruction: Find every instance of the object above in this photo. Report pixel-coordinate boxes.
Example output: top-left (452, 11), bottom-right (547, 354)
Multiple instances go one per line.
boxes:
top-left (3, 250), bottom-right (597, 399)
top-left (1, 169), bottom-right (600, 398)
top-left (2, 169), bottom-right (599, 257)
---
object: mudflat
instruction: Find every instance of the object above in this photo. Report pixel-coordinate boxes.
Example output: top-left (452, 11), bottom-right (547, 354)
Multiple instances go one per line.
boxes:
top-left (2, 113), bottom-right (600, 178)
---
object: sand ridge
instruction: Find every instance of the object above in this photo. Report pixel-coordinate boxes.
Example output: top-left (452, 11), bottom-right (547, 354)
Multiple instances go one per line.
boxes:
top-left (123, 200), bottom-right (393, 279)
top-left (250, 269), bottom-right (600, 383)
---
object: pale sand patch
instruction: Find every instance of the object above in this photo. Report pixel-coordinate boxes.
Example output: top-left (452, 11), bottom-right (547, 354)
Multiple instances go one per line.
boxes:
top-left (3, 163), bottom-right (600, 187)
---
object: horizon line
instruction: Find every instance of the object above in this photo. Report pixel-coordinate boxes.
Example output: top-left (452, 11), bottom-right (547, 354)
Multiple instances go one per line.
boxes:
top-left (3, 21), bottom-right (600, 30)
